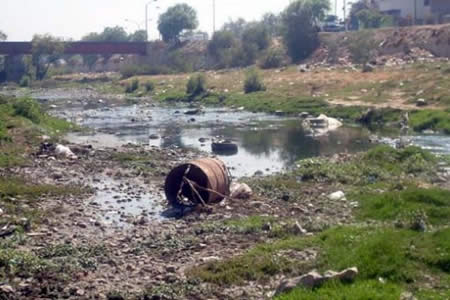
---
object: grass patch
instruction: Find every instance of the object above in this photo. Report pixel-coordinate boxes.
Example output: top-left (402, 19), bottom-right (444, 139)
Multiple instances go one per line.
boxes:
top-left (224, 215), bottom-right (276, 234)
top-left (356, 187), bottom-right (450, 226)
top-left (409, 110), bottom-right (450, 134)
top-left (295, 145), bottom-right (437, 185)
top-left (275, 280), bottom-right (402, 300)
top-left (189, 226), bottom-right (450, 288)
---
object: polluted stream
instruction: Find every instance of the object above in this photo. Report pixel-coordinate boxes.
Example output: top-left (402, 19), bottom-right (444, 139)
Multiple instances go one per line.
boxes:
top-left (52, 103), bottom-right (450, 227)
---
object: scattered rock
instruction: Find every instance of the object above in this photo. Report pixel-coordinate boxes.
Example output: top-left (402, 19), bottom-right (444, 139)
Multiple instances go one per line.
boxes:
top-left (291, 221), bottom-right (307, 235)
top-left (328, 191), bottom-right (346, 201)
top-left (262, 222), bottom-right (272, 232)
top-left (275, 267), bottom-right (358, 295)
top-left (416, 98), bottom-right (427, 107)
top-left (362, 63), bottom-right (375, 72)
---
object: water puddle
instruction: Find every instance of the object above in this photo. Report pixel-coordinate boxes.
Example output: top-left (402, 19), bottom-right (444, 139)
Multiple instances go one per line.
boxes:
top-left (89, 176), bottom-right (165, 228)
top-left (60, 105), bottom-right (374, 177)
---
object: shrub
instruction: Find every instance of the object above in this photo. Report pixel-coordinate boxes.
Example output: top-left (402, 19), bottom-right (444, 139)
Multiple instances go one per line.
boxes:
top-left (12, 97), bottom-right (42, 123)
top-left (260, 49), bottom-right (285, 69)
top-left (348, 30), bottom-right (377, 64)
top-left (125, 79), bottom-right (139, 93)
top-left (244, 69), bottom-right (266, 94)
top-left (19, 75), bottom-right (31, 87)
top-left (231, 42), bottom-right (258, 67)
top-left (144, 81), bottom-right (155, 92)
top-left (120, 64), bottom-right (173, 78)
top-left (242, 23), bottom-right (271, 51)
top-left (186, 74), bottom-right (206, 96)
top-left (208, 31), bottom-right (236, 58)
top-left (120, 65), bottom-right (141, 79)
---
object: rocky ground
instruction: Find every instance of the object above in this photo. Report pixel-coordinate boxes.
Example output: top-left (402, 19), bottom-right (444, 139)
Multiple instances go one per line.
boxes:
top-left (1, 65), bottom-right (450, 299)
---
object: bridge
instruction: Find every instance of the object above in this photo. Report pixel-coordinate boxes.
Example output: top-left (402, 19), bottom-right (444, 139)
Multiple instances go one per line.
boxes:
top-left (0, 41), bottom-right (148, 55)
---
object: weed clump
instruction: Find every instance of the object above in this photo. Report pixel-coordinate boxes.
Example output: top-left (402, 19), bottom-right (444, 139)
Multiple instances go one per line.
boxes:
top-left (12, 97), bottom-right (42, 123)
top-left (260, 48), bottom-right (285, 69)
top-left (244, 68), bottom-right (266, 94)
top-left (19, 75), bottom-right (31, 87)
top-left (143, 81), bottom-right (155, 93)
top-left (125, 79), bottom-right (139, 93)
top-left (357, 187), bottom-right (450, 226)
top-left (295, 145), bottom-right (437, 185)
top-left (186, 74), bottom-right (206, 97)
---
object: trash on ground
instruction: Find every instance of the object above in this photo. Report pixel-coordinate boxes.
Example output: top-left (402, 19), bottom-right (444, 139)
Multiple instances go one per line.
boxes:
top-left (230, 182), bottom-right (252, 199)
top-left (165, 158), bottom-right (230, 207)
top-left (211, 140), bottom-right (238, 155)
top-left (55, 144), bottom-right (78, 159)
top-left (302, 114), bottom-right (342, 136)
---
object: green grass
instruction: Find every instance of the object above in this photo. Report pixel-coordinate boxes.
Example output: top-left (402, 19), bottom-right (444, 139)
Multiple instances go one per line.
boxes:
top-left (275, 280), bottom-right (402, 300)
top-left (0, 248), bottom-right (49, 279)
top-left (409, 110), bottom-right (450, 134)
top-left (295, 145), bottom-right (437, 185)
top-left (356, 187), bottom-right (450, 226)
top-left (189, 226), bottom-right (450, 290)
top-left (224, 215), bottom-right (276, 234)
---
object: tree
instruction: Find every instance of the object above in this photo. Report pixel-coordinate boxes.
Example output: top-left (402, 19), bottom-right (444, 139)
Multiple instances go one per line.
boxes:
top-left (281, 0), bottom-right (329, 62)
top-left (0, 31), bottom-right (6, 41)
top-left (222, 18), bottom-right (247, 37)
top-left (261, 13), bottom-right (282, 37)
top-left (242, 23), bottom-right (270, 51)
top-left (158, 4), bottom-right (198, 43)
top-left (101, 26), bottom-right (129, 42)
top-left (128, 30), bottom-right (148, 42)
top-left (31, 34), bottom-right (65, 80)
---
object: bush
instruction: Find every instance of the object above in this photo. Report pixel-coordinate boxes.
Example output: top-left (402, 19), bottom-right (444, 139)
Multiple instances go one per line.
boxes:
top-left (12, 97), bottom-right (42, 123)
top-left (125, 79), bottom-right (139, 93)
top-left (186, 74), bottom-right (206, 96)
top-left (242, 23), bottom-right (271, 51)
top-left (348, 31), bottom-right (377, 64)
top-left (260, 49), bottom-right (285, 69)
top-left (19, 75), bottom-right (31, 87)
top-left (244, 69), bottom-right (266, 94)
top-left (120, 64), bottom-right (173, 79)
top-left (144, 81), bottom-right (155, 92)
top-left (231, 43), bottom-right (258, 67)
top-left (208, 31), bottom-right (236, 58)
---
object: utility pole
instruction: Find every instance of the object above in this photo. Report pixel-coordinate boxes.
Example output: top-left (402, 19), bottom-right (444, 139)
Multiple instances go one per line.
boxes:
top-left (213, 0), bottom-right (216, 34)
top-left (145, 0), bottom-right (158, 41)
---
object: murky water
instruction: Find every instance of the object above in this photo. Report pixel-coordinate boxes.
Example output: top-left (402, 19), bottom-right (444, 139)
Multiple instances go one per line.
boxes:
top-left (51, 102), bottom-right (450, 226)
top-left (59, 105), bottom-right (374, 178)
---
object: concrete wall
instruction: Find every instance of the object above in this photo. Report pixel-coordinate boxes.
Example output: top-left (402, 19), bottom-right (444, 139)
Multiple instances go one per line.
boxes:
top-left (376, 0), bottom-right (427, 19)
top-left (431, 0), bottom-right (450, 17)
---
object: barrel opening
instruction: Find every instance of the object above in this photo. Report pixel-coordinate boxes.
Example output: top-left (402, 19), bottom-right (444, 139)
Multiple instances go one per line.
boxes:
top-left (165, 164), bottom-right (209, 206)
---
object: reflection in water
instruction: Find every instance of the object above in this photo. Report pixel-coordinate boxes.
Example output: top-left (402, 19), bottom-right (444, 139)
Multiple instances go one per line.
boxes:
top-left (62, 106), bottom-right (376, 178)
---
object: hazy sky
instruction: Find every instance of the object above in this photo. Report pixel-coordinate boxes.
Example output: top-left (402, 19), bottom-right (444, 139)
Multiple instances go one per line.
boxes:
top-left (0, 0), bottom-right (347, 41)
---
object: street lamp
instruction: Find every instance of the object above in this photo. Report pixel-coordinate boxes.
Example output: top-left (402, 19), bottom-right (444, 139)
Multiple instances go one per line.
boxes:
top-left (213, 0), bottom-right (216, 34)
top-left (145, 0), bottom-right (158, 41)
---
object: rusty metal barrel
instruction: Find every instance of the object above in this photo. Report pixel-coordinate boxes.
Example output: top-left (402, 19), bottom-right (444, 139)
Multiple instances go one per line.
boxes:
top-left (165, 158), bottom-right (231, 207)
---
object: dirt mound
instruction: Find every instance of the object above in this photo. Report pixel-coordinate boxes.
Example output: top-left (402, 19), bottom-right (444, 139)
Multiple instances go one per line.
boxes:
top-left (312, 24), bottom-right (450, 66)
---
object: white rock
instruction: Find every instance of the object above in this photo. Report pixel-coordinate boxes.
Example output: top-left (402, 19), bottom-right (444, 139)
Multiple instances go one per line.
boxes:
top-left (0, 208), bottom-right (3, 215)
top-left (328, 191), bottom-right (346, 201)
top-left (230, 183), bottom-right (252, 199)
top-left (201, 256), bottom-right (220, 263)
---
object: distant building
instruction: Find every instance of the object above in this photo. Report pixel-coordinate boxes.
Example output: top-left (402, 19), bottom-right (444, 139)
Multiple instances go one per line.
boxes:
top-left (374, 0), bottom-right (450, 23)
